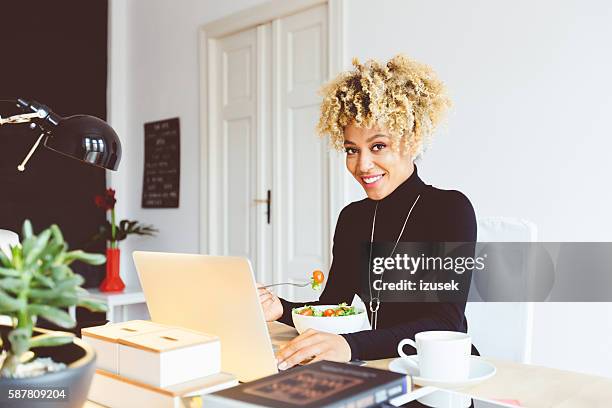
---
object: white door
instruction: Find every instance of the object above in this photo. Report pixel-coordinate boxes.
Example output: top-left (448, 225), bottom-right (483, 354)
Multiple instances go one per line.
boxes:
top-left (273, 5), bottom-right (329, 301)
top-left (211, 27), bottom-right (264, 276)
top-left (208, 5), bottom-right (329, 300)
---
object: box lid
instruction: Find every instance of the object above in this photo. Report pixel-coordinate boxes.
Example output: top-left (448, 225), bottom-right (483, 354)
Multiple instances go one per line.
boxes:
top-left (118, 328), bottom-right (219, 353)
top-left (82, 320), bottom-right (169, 342)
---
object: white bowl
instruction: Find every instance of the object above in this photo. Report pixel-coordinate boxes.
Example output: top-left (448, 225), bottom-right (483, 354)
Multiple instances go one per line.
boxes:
top-left (291, 305), bottom-right (367, 335)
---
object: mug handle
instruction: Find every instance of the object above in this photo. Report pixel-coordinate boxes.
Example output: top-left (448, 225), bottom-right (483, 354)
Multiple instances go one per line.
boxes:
top-left (397, 339), bottom-right (419, 369)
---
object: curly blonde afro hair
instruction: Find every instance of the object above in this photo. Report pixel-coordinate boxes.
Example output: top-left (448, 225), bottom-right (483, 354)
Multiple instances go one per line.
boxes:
top-left (316, 54), bottom-right (452, 157)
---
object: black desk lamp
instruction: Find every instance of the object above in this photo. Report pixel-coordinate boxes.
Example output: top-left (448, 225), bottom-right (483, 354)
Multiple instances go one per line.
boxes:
top-left (0, 98), bottom-right (121, 171)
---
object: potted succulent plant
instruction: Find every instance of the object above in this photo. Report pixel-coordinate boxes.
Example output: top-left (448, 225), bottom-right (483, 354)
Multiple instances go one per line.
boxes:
top-left (0, 220), bottom-right (107, 408)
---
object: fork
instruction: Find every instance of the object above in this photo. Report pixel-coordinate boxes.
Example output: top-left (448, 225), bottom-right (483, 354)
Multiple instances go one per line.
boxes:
top-left (260, 281), bottom-right (310, 289)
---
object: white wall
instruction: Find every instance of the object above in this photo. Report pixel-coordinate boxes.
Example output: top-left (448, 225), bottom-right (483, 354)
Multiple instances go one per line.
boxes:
top-left (344, 0), bottom-right (612, 378)
top-left (111, 0), bottom-right (612, 377)
top-left (108, 0), bottom-right (269, 290)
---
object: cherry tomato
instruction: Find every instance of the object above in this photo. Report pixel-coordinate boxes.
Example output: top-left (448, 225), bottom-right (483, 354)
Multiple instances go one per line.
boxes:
top-left (323, 308), bottom-right (335, 317)
top-left (312, 270), bottom-right (325, 284)
top-left (300, 308), bottom-right (313, 316)
top-left (335, 309), bottom-right (344, 316)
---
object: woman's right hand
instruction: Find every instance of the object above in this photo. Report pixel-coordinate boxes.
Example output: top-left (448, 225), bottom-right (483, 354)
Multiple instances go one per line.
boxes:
top-left (257, 283), bottom-right (283, 322)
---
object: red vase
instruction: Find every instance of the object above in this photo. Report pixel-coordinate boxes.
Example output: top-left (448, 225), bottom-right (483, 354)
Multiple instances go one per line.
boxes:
top-left (100, 247), bottom-right (125, 292)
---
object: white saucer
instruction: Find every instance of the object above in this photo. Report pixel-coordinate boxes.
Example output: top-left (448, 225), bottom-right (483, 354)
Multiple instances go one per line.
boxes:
top-left (388, 356), bottom-right (496, 389)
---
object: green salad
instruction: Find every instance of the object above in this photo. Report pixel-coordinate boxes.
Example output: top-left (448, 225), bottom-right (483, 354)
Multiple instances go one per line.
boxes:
top-left (292, 302), bottom-right (360, 317)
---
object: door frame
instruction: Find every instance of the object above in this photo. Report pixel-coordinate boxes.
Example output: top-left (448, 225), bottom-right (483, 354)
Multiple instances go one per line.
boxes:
top-left (199, 0), bottom-right (347, 270)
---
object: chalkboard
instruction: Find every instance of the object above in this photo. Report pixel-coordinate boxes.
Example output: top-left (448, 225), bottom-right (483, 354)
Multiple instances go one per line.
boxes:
top-left (142, 118), bottom-right (180, 208)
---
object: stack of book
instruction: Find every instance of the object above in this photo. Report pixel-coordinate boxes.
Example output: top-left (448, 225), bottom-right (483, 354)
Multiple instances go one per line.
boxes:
top-left (82, 320), bottom-right (237, 408)
top-left (89, 370), bottom-right (237, 408)
top-left (203, 360), bottom-right (410, 407)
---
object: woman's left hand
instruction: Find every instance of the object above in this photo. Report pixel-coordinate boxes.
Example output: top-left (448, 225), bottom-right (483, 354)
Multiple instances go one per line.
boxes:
top-left (275, 329), bottom-right (352, 370)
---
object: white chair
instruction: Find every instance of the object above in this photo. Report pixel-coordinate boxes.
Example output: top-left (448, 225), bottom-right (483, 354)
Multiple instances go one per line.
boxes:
top-left (465, 217), bottom-right (537, 363)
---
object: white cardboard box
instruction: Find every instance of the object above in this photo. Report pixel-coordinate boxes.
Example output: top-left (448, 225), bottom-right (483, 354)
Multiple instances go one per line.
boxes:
top-left (118, 327), bottom-right (221, 387)
top-left (89, 368), bottom-right (237, 408)
top-left (82, 320), bottom-right (169, 373)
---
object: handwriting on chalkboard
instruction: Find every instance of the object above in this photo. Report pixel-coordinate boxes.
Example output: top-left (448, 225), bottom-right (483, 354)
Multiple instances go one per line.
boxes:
top-left (142, 118), bottom-right (180, 208)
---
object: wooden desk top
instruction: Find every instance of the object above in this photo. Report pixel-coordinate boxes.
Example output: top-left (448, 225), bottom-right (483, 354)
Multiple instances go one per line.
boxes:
top-left (86, 322), bottom-right (612, 407)
top-left (268, 322), bottom-right (612, 408)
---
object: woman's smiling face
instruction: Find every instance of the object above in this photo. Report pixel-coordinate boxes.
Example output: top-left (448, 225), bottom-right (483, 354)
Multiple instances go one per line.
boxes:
top-left (344, 123), bottom-right (414, 200)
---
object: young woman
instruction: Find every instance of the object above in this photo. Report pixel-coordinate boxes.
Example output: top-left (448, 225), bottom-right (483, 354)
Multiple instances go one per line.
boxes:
top-left (258, 54), bottom-right (476, 370)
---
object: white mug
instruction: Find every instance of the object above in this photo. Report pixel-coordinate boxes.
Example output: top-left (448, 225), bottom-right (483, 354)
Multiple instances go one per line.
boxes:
top-left (397, 331), bottom-right (471, 381)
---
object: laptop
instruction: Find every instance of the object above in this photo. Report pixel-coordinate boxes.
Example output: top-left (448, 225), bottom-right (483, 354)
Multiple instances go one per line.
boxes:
top-left (132, 251), bottom-right (279, 382)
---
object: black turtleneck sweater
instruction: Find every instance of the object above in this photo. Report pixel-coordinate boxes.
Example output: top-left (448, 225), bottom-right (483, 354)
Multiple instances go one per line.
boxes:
top-left (278, 167), bottom-right (477, 361)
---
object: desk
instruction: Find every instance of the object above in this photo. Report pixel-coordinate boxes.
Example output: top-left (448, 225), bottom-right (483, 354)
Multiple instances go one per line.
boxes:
top-left (267, 322), bottom-right (612, 408)
top-left (86, 322), bottom-right (612, 407)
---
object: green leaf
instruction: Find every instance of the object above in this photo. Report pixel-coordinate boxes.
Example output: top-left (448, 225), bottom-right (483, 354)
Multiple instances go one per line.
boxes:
top-left (22, 220), bottom-right (33, 239)
top-left (0, 247), bottom-right (12, 267)
top-left (89, 221), bottom-right (113, 243)
top-left (0, 267), bottom-right (20, 278)
top-left (78, 298), bottom-right (108, 312)
top-left (24, 229), bottom-right (51, 266)
top-left (29, 332), bottom-right (74, 349)
top-left (63, 250), bottom-right (106, 266)
top-left (89, 219), bottom-right (157, 244)
top-left (32, 270), bottom-right (55, 288)
top-left (0, 289), bottom-right (26, 313)
top-left (21, 236), bottom-right (36, 259)
top-left (0, 278), bottom-right (24, 294)
top-left (27, 305), bottom-right (75, 329)
top-left (28, 286), bottom-right (79, 307)
top-left (11, 246), bottom-right (23, 269)
top-left (118, 219), bottom-right (128, 230)
top-left (56, 275), bottom-right (85, 290)
top-left (40, 242), bottom-right (67, 264)
top-left (30, 279), bottom-right (82, 305)
top-left (50, 265), bottom-right (71, 281)
top-left (50, 224), bottom-right (64, 245)
top-left (28, 284), bottom-right (75, 300)
top-left (27, 288), bottom-right (56, 300)
top-left (45, 294), bottom-right (79, 308)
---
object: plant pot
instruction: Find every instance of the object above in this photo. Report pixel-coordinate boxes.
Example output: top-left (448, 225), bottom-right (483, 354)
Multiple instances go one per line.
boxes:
top-left (0, 325), bottom-right (96, 408)
top-left (100, 247), bottom-right (125, 292)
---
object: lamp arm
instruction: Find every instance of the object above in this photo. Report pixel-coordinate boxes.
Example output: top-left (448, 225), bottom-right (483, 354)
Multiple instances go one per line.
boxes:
top-left (0, 98), bottom-right (60, 129)
top-left (0, 98), bottom-right (18, 105)
top-left (0, 98), bottom-right (54, 172)
top-left (0, 97), bottom-right (49, 126)
top-left (0, 112), bottom-right (43, 126)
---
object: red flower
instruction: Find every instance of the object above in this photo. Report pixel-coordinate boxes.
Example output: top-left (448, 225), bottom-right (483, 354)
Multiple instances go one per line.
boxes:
top-left (95, 188), bottom-right (117, 211)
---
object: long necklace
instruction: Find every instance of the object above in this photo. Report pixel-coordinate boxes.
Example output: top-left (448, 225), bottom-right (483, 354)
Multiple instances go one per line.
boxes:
top-left (368, 194), bottom-right (421, 330)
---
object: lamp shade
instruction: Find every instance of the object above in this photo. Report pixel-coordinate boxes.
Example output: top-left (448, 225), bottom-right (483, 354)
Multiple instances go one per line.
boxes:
top-left (43, 115), bottom-right (122, 170)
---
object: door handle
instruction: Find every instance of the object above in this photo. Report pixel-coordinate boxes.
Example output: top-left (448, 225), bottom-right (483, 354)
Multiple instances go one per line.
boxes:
top-left (254, 190), bottom-right (271, 224)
